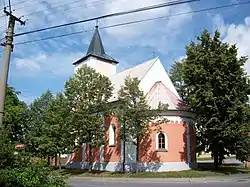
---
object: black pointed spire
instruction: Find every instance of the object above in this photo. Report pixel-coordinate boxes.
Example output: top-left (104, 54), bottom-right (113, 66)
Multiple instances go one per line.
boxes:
top-left (73, 25), bottom-right (118, 65)
top-left (86, 26), bottom-right (105, 56)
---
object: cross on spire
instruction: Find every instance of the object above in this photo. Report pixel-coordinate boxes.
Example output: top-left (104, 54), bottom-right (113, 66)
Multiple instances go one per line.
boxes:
top-left (95, 19), bottom-right (99, 28)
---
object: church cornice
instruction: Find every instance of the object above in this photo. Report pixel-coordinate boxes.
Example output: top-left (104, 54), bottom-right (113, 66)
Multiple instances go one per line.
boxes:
top-left (73, 54), bottom-right (119, 65)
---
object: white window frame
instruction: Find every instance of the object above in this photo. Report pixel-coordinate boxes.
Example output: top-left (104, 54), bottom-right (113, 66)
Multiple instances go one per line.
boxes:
top-left (156, 132), bottom-right (168, 151)
top-left (108, 124), bottom-right (116, 146)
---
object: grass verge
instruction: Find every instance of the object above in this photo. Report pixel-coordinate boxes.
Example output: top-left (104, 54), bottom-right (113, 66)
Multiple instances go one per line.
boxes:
top-left (58, 166), bottom-right (250, 178)
top-left (197, 156), bottom-right (236, 161)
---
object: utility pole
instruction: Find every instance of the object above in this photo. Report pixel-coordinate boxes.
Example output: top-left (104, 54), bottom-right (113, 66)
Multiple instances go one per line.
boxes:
top-left (0, 4), bottom-right (25, 126)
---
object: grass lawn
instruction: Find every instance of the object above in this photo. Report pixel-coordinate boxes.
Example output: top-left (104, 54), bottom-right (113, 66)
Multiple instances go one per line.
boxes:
top-left (197, 157), bottom-right (213, 161)
top-left (197, 156), bottom-right (236, 161)
top-left (58, 166), bottom-right (250, 178)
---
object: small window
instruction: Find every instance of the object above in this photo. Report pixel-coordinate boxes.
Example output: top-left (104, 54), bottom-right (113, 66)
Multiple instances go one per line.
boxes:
top-left (158, 133), bottom-right (165, 149)
top-left (156, 132), bottom-right (168, 152)
top-left (109, 124), bottom-right (116, 146)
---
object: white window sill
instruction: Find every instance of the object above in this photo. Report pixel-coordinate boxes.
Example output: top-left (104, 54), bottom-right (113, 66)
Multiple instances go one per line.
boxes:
top-left (156, 148), bottom-right (168, 152)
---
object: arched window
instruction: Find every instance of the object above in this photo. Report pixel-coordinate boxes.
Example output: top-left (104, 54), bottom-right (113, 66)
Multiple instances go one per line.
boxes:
top-left (156, 132), bottom-right (168, 151)
top-left (158, 133), bottom-right (165, 149)
top-left (109, 124), bottom-right (116, 146)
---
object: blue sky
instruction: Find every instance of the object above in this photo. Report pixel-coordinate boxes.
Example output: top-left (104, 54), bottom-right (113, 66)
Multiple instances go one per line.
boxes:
top-left (0, 0), bottom-right (250, 104)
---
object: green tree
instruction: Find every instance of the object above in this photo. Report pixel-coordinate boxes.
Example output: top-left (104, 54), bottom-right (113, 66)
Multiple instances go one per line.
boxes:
top-left (171, 29), bottom-right (250, 166)
top-left (64, 64), bottom-right (113, 170)
top-left (116, 76), bottom-right (165, 173)
top-left (25, 90), bottom-right (54, 160)
top-left (169, 60), bottom-right (189, 105)
top-left (0, 88), bottom-right (69, 186)
top-left (0, 127), bottom-right (15, 169)
top-left (45, 92), bottom-right (77, 170)
top-left (3, 86), bottom-right (28, 143)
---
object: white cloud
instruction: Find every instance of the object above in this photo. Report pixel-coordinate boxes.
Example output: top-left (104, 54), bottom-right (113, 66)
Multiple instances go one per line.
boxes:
top-left (1, 0), bottom-right (195, 78)
top-left (165, 3), bottom-right (192, 32)
top-left (14, 51), bottom-right (83, 77)
top-left (213, 15), bottom-right (250, 75)
top-left (212, 14), bottom-right (226, 35)
top-left (15, 58), bottom-right (41, 71)
top-left (176, 55), bottom-right (186, 62)
top-left (18, 94), bottom-right (37, 105)
top-left (103, 0), bottom-right (193, 41)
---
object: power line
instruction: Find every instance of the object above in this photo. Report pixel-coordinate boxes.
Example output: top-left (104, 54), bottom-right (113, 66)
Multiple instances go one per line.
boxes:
top-left (14, 0), bottom-right (65, 10)
top-left (22, 0), bottom-right (115, 18)
top-left (15, 28), bottom-right (94, 45)
top-left (12, 0), bottom-right (26, 7)
top-left (0, 0), bottom-right (25, 10)
top-left (0, 0), bottom-right (37, 19)
top-left (0, 24), bottom-right (5, 30)
top-left (0, 0), bottom-right (5, 20)
top-left (0, 0), bottom-right (112, 28)
top-left (4, 0), bottom-right (7, 31)
top-left (14, 0), bottom-right (198, 37)
top-left (15, 0), bottom-right (250, 46)
top-left (13, 1), bottom-right (49, 11)
top-left (0, 0), bottom-right (5, 13)
top-left (15, 0), bottom-right (83, 12)
top-left (8, 0), bottom-right (115, 28)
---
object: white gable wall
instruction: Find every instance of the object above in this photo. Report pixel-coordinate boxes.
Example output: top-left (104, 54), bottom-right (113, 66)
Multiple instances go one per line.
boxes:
top-left (74, 56), bottom-right (117, 77)
top-left (139, 58), bottom-right (180, 99)
top-left (108, 58), bottom-right (157, 102)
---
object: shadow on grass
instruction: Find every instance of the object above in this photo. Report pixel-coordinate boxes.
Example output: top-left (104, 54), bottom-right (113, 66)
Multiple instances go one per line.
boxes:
top-left (57, 165), bottom-right (250, 178)
top-left (196, 165), bottom-right (249, 175)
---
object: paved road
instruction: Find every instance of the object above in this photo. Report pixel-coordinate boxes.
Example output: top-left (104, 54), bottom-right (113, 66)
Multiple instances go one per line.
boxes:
top-left (68, 175), bottom-right (250, 187)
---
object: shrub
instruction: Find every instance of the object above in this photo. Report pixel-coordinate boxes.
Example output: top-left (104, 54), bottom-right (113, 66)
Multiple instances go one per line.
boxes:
top-left (0, 160), bottom-right (68, 187)
top-left (0, 130), bottom-right (15, 169)
top-left (0, 127), bottom-right (68, 187)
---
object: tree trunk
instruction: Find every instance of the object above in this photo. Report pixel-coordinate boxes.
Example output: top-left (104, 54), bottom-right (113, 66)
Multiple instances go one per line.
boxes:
top-left (213, 152), bottom-right (219, 168)
top-left (89, 145), bottom-right (92, 171)
top-left (47, 156), bottom-right (50, 166)
top-left (245, 161), bottom-right (249, 168)
top-left (219, 154), bottom-right (223, 166)
top-left (136, 136), bottom-right (139, 173)
top-left (54, 154), bottom-right (58, 167)
top-left (58, 153), bottom-right (62, 170)
top-left (122, 122), bottom-right (126, 173)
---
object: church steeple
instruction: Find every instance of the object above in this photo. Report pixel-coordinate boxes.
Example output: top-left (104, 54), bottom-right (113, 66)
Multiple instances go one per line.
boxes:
top-left (86, 25), bottom-right (106, 57)
top-left (73, 26), bottom-right (118, 66)
top-left (73, 25), bottom-right (118, 77)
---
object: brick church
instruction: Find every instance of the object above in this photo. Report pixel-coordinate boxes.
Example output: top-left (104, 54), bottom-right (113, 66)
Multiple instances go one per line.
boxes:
top-left (66, 26), bottom-right (197, 172)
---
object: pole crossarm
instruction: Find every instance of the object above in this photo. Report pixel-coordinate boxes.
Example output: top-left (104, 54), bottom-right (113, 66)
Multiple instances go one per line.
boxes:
top-left (3, 8), bottom-right (25, 25)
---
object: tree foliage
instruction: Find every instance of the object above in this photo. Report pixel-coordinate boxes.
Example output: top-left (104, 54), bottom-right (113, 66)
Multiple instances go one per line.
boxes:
top-left (25, 90), bottom-right (54, 158)
top-left (0, 127), bottom-right (15, 169)
top-left (64, 64), bottom-right (113, 169)
top-left (25, 90), bottom-right (78, 165)
top-left (0, 126), bottom-right (68, 187)
top-left (116, 76), bottom-right (165, 172)
top-left (0, 161), bottom-right (68, 187)
top-left (117, 77), bottom-right (156, 138)
top-left (0, 86), bottom-right (68, 186)
top-left (170, 30), bottom-right (250, 165)
top-left (3, 86), bottom-right (28, 143)
top-left (45, 92), bottom-right (77, 168)
top-left (169, 60), bottom-right (189, 104)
